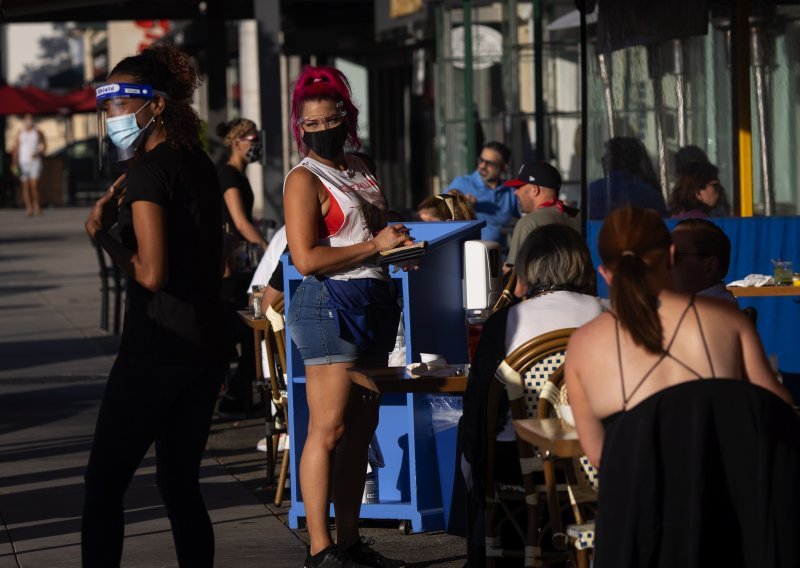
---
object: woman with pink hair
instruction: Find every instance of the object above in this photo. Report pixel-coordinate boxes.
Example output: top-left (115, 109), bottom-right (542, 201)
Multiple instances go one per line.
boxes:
top-left (284, 66), bottom-right (411, 568)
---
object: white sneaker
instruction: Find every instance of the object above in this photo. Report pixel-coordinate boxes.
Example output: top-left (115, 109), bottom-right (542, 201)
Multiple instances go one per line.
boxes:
top-left (256, 437), bottom-right (268, 452)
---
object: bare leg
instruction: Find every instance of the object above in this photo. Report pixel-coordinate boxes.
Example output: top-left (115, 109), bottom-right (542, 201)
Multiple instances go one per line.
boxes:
top-left (21, 179), bottom-right (32, 216)
top-left (333, 385), bottom-right (379, 549)
top-left (300, 362), bottom-right (353, 555)
top-left (29, 178), bottom-right (41, 215)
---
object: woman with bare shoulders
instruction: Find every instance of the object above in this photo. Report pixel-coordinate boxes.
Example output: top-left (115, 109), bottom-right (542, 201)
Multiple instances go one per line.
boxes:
top-left (565, 206), bottom-right (798, 567)
top-left (283, 66), bottom-right (410, 568)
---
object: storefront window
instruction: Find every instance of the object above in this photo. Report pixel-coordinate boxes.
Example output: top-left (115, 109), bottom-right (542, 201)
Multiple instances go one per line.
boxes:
top-left (584, 22), bottom-right (734, 220)
top-left (434, 0), bottom-right (583, 196)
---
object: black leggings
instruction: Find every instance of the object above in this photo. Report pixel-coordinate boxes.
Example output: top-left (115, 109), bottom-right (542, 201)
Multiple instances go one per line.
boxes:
top-left (81, 353), bottom-right (223, 568)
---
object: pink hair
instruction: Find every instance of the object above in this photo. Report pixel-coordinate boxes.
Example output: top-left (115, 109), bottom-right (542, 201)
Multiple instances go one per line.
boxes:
top-left (290, 66), bottom-right (361, 154)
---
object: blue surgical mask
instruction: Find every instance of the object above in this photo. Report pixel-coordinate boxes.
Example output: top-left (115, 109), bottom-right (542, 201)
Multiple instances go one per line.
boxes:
top-left (105, 101), bottom-right (154, 149)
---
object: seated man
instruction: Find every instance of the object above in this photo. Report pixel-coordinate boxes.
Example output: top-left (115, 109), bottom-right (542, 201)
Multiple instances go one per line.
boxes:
top-left (671, 218), bottom-right (738, 305)
top-left (447, 141), bottom-right (518, 246)
top-left (503, 161), bottom-right (579, 272)
top-left (588, 137), bottom-right (668, 219)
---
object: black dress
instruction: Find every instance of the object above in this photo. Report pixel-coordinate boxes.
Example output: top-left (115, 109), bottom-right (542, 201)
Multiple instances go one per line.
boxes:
top-left (219, 163), bottom-right (254, 240)
top-left (595, 296), bottom-right (800, 567)
top-left (596, 380), bottom-right (800, 568)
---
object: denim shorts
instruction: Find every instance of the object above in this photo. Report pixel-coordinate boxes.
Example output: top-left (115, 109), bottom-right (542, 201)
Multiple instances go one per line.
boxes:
top-left (287, 276), bottom-right (389, 367)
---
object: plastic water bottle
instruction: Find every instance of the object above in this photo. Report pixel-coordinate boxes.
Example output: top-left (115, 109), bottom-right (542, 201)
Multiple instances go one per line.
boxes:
top-left (362, 463), bottom-right (379, 504)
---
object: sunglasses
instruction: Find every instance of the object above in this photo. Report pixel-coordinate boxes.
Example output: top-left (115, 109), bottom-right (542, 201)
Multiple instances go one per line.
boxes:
top-left (477, 156), bottom-right (502, 169)
top-left (238, 134), bottom-right (260, 142)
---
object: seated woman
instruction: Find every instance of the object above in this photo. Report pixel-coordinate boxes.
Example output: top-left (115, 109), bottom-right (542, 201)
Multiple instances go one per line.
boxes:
top-left (459, 224), bottom-right (606, 546)
top-left (417, 189), bottom-right (476, 221)
top-left (566, 206), bottom-right (797, 567)
top-left (668, 160), bottom-right (722, 219)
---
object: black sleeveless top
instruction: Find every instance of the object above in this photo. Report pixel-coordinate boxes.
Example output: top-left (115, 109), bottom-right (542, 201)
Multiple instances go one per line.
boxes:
top-left (594, 297), bottom-right (800, 567)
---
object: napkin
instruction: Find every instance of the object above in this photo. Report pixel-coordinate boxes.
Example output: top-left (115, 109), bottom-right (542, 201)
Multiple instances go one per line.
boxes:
top-left (727, 274), bottom-right (774, 287)
top-left (407, 358), bottom-right (461, 378)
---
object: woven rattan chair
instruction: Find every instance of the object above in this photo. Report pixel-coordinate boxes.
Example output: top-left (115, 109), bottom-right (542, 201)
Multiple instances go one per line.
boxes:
top-left (261, 293), bottom-right (289, 506)
top-left (536, 370), bottom-right (598, 568)
top-left (484, 328), bottom-right (575, 567)
top-left (491, 268), bottom-right (517, 313)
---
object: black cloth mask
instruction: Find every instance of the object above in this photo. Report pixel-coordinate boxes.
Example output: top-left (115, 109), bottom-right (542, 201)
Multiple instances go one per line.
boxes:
top-left (303, 123), bottom-right (348, 160)
top-left (246, 142), bottom-right (262, 164)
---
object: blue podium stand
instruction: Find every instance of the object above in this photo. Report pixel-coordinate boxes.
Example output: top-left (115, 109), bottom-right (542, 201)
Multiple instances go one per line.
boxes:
top-left (283, 220), bottom-right (485, 533)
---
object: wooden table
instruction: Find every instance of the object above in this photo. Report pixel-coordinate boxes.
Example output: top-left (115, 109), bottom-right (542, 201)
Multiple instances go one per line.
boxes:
top-left (349, 366), bottom-right (468, 394)
top-left (728, 285), bottom-right (800, 297)
top-left (513, 418), bottom-right (584, 458)
top-left (237, 309), bottom-right (269, 394)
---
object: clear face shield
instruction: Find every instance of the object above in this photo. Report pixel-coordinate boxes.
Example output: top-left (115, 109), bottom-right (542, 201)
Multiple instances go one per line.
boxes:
top-left (95, 82), bottom-right (166, 169)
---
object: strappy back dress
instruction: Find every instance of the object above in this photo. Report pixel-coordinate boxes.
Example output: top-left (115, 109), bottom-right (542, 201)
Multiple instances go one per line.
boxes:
top-left (594, 296), bottom-right (800, 568)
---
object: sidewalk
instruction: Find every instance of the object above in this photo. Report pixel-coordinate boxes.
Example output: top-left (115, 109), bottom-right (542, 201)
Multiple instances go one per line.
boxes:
top-left (0, 207), bottom-right (466, 567)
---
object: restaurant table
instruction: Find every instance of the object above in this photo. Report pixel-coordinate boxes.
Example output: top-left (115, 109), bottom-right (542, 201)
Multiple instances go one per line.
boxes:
top-left (728, 285), bottom-right (800, 297)
top-left (513, 418), bottom-right (584, 458)
top-left (349, 366), bottom-right (468, 394)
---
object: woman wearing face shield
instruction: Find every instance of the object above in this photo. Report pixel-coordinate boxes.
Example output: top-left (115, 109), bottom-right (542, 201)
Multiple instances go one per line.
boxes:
top-left (82, 44), bottom-right (226, 568)
top-left (284, 67), bottom-right (411, 568)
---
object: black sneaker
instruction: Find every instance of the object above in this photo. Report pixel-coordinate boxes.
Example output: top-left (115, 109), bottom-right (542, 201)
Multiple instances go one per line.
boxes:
top-left (345, 538), bottom-right (406, 568)
top-left (305, 545), bottom-right (363, 568)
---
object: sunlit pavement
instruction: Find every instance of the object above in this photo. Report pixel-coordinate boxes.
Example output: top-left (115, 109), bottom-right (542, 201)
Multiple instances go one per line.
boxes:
top-left (0, 206), bottom-right (466, 567)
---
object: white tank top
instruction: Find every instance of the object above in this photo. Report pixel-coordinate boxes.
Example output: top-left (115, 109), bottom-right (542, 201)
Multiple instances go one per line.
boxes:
top-left (285, 155), bottom-right (389, 281)
top-left (17, 128), bottom-right (42, 163)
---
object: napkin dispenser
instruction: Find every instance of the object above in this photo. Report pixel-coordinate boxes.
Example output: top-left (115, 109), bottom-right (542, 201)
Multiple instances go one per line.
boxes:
top-left (463, 240), bottom-right (503, 309)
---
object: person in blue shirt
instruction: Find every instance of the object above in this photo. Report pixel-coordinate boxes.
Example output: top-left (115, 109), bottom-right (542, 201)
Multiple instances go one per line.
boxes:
top-left (588, 137), bottom-right (668, 220)
top-left (447, 141), bottom-right (518, 245)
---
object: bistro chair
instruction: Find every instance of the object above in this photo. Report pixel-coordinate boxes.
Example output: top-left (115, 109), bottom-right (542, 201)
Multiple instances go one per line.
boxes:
top-left (491, 268), bottom-right (517, 313)
top-left (536, 371), bottom-right (598, 568)
top-left (484, 328), bottom-right (575, 567)
top-left (91, 237), bottom-right (124, 334)
top-left (257, 293), bottom-right (290, 506)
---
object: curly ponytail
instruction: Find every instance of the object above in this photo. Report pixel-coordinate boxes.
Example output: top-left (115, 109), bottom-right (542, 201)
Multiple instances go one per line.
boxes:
top-left (599, 207), bottom-right (672, 354)
top-left (110, 42), bottom-right (202, 149)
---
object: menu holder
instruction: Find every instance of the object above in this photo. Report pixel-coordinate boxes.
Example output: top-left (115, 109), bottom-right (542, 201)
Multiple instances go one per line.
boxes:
top-left (377, 240), bottom-right (428, 266)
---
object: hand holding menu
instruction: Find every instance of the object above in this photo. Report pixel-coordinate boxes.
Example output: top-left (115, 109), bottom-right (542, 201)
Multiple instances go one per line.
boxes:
top-left (377, 241), bottom-right (428, 266)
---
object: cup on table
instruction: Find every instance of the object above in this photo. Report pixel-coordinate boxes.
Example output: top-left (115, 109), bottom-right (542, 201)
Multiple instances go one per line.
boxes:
top-left (773, 260), bottom-right (793, 286)
top-left (420, 352), bottom-right (447, 369)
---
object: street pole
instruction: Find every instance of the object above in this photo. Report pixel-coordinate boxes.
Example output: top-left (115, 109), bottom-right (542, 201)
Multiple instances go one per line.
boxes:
top-left (463, 0), bottom-right (475, 170)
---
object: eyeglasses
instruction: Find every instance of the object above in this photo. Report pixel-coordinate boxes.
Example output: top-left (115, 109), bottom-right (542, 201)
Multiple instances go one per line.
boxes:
top-left (238, 134), bottom-right (259, 143)
top-left (297, 113), bottom-right (345, 131)
top-left (477, 156), bottom-right (502, 169)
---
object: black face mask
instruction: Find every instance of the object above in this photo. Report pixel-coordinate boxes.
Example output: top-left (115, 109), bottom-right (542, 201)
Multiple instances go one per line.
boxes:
top-left (246, 142), bottom-right (262, 164)
top-left (303, 123), bottom-right (348, 160)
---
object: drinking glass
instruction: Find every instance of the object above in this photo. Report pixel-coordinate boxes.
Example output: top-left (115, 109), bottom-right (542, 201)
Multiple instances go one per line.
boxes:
top-left (773, 260), bottom-right (793, 286)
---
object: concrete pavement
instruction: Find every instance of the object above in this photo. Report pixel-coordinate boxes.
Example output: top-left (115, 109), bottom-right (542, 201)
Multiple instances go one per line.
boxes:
top-left (0, 207), bottom-right (467, 567)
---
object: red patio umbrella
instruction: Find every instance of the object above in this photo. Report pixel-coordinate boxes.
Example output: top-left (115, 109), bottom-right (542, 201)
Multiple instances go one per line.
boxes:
top-left (0, 84), bottom-right (64, 116)
top-left (62, 86), bottom-right (97, 113)
top-left (0, 85), bottom-right (58, 116)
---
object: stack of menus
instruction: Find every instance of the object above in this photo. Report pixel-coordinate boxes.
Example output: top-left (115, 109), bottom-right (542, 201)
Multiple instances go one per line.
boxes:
top-left (377, 241), bottom-right (428, 266)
